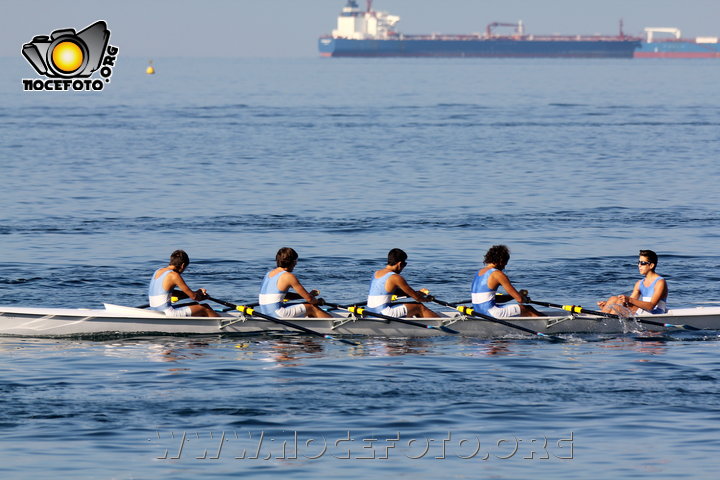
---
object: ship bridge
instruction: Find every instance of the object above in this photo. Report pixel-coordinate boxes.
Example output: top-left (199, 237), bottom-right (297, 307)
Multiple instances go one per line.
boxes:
top-left (332, 0), bottom-right (400, 39)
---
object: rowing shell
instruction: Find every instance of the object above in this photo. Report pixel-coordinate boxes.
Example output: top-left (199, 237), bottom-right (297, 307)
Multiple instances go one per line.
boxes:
top-left (1, 304), bottom-right (720, 338)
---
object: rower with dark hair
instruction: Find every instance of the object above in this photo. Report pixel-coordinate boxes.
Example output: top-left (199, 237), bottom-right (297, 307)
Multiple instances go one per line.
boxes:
top-left (366, 248), bottom-right (438, 318)
top-left (598, 249), bottom-right (668, 315)
top-left (258, 247), bottom-right (330, 318)
top-left (148, 249), bottom-right (219, 317)
top-left (471, 245), bottom-right (544, 318)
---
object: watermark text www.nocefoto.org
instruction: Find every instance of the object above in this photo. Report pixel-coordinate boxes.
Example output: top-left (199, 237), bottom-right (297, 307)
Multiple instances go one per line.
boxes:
top-left (152, 431), bottom-right (574, 461)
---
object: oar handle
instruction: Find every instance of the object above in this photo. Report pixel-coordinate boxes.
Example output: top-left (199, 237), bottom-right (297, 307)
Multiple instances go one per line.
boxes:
top-left (528, 300), bottom-right (601, 316)
top-left (134, 289), bottom-right (191, 309)
top-left (325, 295), bottom-right (412, 310)
top-left (324, 295), bottom-right (425, 311)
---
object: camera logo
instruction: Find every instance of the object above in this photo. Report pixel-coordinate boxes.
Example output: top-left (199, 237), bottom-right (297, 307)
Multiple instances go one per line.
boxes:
top-left (22, 20), bottom-right (119, 91)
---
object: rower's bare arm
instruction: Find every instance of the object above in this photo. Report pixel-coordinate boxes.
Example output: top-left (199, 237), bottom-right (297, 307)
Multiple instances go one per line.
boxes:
top-left (390, 275), bottom-right (428, 302)
top-left (167, 272), bottom-right (205, 301)
top-left (644, 280), bottom-right (665, 310)
top-left (625, 279), bottom-right (666, 311)
top-left (618, 281), bottom-right (642, 309)
top-left (283, 290), bottom-right (319, 301)
top-left (494, 271), bottom-right (525, 303)
top-left (284, 273), bottom-right (318, 304)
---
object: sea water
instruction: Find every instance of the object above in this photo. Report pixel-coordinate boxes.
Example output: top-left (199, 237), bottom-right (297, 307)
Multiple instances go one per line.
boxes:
top-left (1, 57), bottom-right (719, 479)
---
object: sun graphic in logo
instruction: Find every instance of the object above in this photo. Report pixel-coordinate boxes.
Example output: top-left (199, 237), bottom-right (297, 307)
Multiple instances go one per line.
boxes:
top-left (51, 41), bottom-right (84, 73)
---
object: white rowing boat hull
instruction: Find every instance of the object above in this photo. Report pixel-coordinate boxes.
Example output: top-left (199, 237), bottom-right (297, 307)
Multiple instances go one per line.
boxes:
top-left (1, 304), bottom-right (720, 338)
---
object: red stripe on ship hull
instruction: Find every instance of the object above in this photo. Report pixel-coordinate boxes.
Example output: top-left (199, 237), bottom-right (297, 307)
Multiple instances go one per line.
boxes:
top-left (635, 52), bottom-right (720, 58)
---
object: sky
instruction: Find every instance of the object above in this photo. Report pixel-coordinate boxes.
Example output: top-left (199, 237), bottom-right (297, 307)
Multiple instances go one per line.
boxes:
top-left (4, 0), bottom-right (719, 57)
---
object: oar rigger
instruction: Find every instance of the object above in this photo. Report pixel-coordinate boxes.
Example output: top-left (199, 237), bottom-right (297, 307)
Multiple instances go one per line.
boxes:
top-left (325, 302), bottom-right (461, 334)
top-left (429, 297), bottom-right (564, 341)
top-left (207, 296), bottom-right (360, 346)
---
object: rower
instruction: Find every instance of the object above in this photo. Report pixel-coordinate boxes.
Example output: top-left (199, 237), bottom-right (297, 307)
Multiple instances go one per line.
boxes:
top-left (471, 245), bottom-right (544, 318)
top-left (367, 248), bottom-right (439, 318)
top-left (598, 249), bottom-right (668, 315)
top-left (258, 247), bottom-right (330, 318)
top-left (148, 250), bottom-right (219, 317)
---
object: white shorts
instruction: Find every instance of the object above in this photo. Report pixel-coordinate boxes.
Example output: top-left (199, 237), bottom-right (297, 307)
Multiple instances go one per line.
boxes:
top-left (164, 306), bottom-right (193, 317)
top-left (486, 304), bottom-right (521, 318)
top-left (635, 308), bottom-right (667, 316)
top-left (274, 304), bottom-right (307, 318)
top-left (379, 304), bottom-right (408, 318)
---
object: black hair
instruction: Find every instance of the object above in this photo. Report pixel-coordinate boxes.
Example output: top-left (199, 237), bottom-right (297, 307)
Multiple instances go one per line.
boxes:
top-left (484, 245), bottom-right (510, 269)
top-left (169, 249), bottom-right (189, 268)
top-left (276, 247), bottom-right (298, 268)
top-left (387, 248), bottom-right (408, 266)
top-left (639, 249), bottom-right (658, 271)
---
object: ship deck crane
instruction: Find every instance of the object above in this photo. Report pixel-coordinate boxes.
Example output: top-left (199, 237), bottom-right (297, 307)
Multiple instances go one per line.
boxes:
top-left (644, 27), bottom-right (682, 43)
top-left (485, 21), bottom-right (525, 37)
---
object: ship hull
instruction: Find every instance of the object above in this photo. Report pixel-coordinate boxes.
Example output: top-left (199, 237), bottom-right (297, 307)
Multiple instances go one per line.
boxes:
top-left (319, 37), bottom-right (640, 58)
top-left (635, 41), bottom-right (720, 58)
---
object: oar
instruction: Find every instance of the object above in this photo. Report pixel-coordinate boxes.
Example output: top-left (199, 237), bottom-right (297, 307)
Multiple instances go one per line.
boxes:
top-left (206, 296), bottom-right (359, 346)
top-left (327, 295), bottom-right (473, 311)
top-left (527, 300), bottom-right (701, 331)
top-left (136, 291), bottom-right (256, 312)
top-left (325, 294), bottom-right (410, 310)
top-left (429, 297), bottom-right (563, 341)
top-left (134, 290), bottom-right (190, 309)
top-left (433, 294), bottom-right (510, 306)
top-left (323, 302), bottom-right (460, 334)
top-left (220, 300), bottom-right (269, 312)
top-left (221, 295), bottom-right (316, 313)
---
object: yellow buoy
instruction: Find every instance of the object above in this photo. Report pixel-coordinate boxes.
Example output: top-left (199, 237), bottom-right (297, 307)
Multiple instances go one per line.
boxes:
top-left (146, 60), bottom-right (155, 75)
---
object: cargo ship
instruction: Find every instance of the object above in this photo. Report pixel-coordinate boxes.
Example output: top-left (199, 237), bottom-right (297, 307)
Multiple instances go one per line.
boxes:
top-left (635, 27), bottom-right (720, 58)
top-left (318, 0), bottom-right (640, 58)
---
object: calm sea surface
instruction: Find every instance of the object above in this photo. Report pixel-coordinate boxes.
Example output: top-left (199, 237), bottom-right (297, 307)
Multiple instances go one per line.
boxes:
top-left (1, 57), bottom-right (719, 479)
